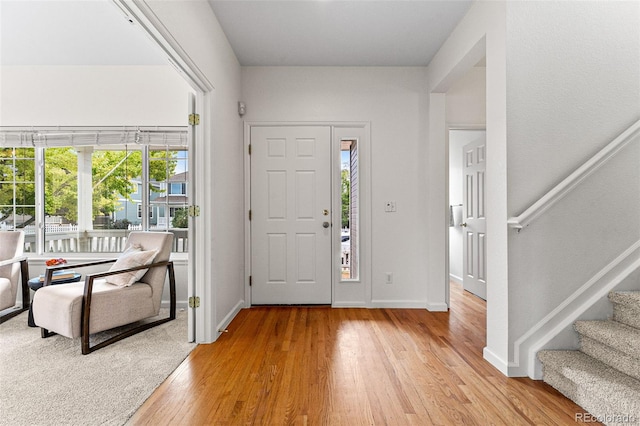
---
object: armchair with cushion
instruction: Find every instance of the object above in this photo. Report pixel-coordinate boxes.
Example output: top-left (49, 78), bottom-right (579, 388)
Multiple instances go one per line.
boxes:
top-left (32, 232), bottom-right (176, 354)
top-left (0, 231), bottom-right (30, 324)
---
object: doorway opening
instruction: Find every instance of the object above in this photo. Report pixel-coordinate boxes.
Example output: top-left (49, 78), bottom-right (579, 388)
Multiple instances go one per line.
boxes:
top-left (449, 129), bottom-right (487, 300)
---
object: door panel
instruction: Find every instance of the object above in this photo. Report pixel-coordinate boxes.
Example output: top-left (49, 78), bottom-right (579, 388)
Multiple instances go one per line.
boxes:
top-left (462, 136), bottom-right (487, 300)
top-left (251, 126), bottom-right (332, 304)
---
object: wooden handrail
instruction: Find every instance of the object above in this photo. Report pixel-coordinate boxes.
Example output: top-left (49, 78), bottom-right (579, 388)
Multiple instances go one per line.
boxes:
top-left (508, 119), bottom-right (640, 230)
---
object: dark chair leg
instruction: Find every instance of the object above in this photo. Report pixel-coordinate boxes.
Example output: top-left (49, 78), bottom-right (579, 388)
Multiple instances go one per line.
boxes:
top-left (41, 328), bottom-right (55, 338)
top-left (0, 307), bottom-right (27, 324)
top-left (20, 259), bottom-right (30, 311)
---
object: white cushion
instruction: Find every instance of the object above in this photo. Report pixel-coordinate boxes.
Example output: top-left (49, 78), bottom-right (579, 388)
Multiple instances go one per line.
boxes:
top-left (33, 280), bottom-right (155, 338)
top-left (106, 247), bottom-right (158, 287)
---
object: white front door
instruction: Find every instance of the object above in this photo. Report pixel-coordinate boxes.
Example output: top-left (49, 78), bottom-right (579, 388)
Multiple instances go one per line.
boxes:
top-left (250, 126), bottom-right (332, 304)
top-left (462, 136), bottom-right (487, 300)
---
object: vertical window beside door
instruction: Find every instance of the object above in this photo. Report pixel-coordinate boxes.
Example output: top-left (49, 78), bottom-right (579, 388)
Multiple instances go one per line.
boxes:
top-left (341, 139), bottom-right (359, 280)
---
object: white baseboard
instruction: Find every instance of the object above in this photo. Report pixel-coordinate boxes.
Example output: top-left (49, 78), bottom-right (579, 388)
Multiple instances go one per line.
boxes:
top-left (162, 299), bottom-right (188, 310)
top-left (332, 301), bottom-right (367, 308)
top-left (370, 299), bottom-right (428, 309)
top-left (426, 302), bottom-right (449, 312)
top-left (216, 300), bottom-right (245, 337)
top-left (449, 274), bottom-right (463, 285)
top-left (483, 346), bottom-right (509, 376)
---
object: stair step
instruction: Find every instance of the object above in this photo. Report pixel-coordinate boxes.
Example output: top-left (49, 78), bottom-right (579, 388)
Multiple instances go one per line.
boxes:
top-left (542, 368), bottom-right (628, 425)
top-left (538, 350), bottom-right (640, 422)
top-left (613, 304), bottom-right (640, 330)
top-left (609, 291), bottom-right (640, 307)
top-left (580, 336), bottom-right (640, 381)
top-left (609, 291), bottom-right (640, 329)
top-left (575, 320), bottom-right (640, 359)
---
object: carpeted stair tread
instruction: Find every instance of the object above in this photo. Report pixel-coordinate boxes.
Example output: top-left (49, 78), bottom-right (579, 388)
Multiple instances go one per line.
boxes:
top-left (609, 291), bottom-right (640, 329)
top-left (542, 368), bottom-right (628, 426)
top-left (609, 291), bottom-right (640, 307)
top-left (575, 320), bottom-right (640, 359)
top-left (612, 303), bottom-right (640, 329)
top-left (580, 336), bottom-right (640, 382)
top-left (538, 350), bottom-right (640, 417)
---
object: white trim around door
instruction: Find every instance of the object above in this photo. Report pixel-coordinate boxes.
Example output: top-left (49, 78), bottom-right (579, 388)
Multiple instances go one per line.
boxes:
top-left (244, 122), bottom-right (372, 308)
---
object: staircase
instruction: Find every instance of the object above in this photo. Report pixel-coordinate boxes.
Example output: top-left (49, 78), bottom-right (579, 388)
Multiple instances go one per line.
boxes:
top-left (538, 291), bottom-right (640, 425)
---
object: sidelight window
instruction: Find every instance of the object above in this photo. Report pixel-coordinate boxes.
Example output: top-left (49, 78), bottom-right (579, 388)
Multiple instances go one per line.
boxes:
top-left (340, 139), bottom-right (359, 280)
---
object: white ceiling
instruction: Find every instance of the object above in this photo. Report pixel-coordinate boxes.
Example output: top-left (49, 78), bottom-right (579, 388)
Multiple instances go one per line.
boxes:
top-left (208, 0), bottom-right (473, 66)
top-left (1, 0), bottom-right (472, 67)
top-left (0, 0), bottom-right (166, 66)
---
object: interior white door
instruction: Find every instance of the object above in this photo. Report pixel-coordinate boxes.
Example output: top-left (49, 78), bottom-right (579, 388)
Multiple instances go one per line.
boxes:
top-left (462, 136), bottom-right (487, 300)
top-left (250, 126), bottom-right (332, 304)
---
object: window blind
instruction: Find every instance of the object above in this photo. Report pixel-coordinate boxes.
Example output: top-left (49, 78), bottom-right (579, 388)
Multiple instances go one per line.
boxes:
top-left (0, 126), bottom-right (188, 148)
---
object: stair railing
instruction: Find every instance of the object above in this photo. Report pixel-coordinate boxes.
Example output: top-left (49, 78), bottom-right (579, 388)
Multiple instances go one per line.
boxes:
top-left (507, 119), bottom-right (640, 230)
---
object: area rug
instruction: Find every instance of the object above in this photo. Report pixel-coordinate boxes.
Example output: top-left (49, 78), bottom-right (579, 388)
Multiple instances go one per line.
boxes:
top-left (0, 309), bottom-right (196, 426)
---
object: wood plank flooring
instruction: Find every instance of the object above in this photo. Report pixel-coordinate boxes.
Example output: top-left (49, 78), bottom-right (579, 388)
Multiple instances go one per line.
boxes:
top-left (129, 283), bottom-right (594, 425)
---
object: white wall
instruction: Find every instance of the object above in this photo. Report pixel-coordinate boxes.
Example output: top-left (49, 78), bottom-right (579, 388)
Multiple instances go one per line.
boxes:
top-left (242, 67), bottom-right (430, 307)
top-left (448, 134), bottom-right (464, 283)
top-left (505, 0), bottom-right (640, 368)
top-left (446, 66), bottom-right (486, 127)
top-left (0, 65), bottom-right (190, 126)
top-left (506, 1), bottom-right (640, 214)
top-left (145, 1), bottom-right (244, 341)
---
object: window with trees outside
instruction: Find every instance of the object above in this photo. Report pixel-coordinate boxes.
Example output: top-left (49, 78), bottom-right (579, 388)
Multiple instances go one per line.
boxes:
top-left (0, 128), bottom-right (189, 254)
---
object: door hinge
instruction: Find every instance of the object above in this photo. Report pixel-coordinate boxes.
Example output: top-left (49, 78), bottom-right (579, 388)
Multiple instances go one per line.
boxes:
top-left (249, 209), bottom-right (252, 221)
top-left (249, 276), bottom-right (252, 287)
top-left (188, 113), bottom-right (200, 126)
top-left (248, 144), bottom-right (252, 155)
top-left (189, 296), bottom-right (200, 308)
top-left (188, 205), bottom-right (200, 217)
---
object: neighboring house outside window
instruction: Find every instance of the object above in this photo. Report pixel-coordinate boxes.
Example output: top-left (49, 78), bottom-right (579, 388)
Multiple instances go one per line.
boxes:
top-left (152, 171), bottom-right (189, 229)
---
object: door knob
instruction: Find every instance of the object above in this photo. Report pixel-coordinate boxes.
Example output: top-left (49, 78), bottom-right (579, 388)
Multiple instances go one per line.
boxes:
top-left (460, 222), bottom-right (467, 227)
top-left (322, 222), bottom-right (330, 228)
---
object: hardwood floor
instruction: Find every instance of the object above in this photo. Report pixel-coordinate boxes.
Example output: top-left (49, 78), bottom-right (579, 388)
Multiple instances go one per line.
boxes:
top-left (129, 283), bottom-right (593, 425)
